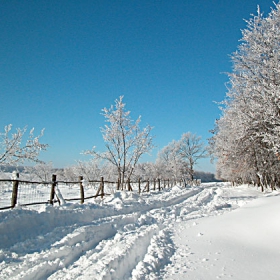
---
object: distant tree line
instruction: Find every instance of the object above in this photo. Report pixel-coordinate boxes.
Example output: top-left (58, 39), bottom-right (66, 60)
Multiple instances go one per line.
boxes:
top-left (0, 162), bottom-right (217, 183)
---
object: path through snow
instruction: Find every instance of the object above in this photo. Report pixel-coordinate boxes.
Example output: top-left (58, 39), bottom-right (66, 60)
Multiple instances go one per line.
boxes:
top-left (0, 182), bottom-right (278, 279)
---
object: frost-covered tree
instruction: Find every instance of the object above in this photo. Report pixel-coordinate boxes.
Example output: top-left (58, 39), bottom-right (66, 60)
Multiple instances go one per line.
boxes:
top-left (24, 162), bottom-right (54, 182)
top-left (178, 132), bottom-right (207, 180)
top-left (209, 3), bottom-right (280, 189)
top-left (133, 162), bottom-right (156, 181)
top-left (157, 132), bottom-right (207, 181)
top-left (63, 159), bottom-right (103, 181)
top-left (156, 140), bottom-right (185, 181)
top-left (0, 124), bottom-right (48, 166)
top-left (83, 96), bottom-right (154, 187)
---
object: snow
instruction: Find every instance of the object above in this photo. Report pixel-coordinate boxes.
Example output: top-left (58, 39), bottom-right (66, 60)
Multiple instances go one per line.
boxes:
top-left (163, 192), bottom-right (280, 280)
top-left (0, 182), bottom-right (279, 279)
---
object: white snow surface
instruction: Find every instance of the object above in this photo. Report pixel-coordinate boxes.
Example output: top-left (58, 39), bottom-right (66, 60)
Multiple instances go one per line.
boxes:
top-left (0, 182), bottom-right (279, 279)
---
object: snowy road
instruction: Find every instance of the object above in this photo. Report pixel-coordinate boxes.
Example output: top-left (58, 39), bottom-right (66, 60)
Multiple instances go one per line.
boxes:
top-left (0, 183), bottom-right (274, 279)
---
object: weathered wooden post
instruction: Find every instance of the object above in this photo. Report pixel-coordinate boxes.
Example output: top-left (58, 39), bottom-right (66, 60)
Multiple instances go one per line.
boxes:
top-left (138, 178), bottom-right (141, 194)
top-left (11, 172), bottom-right (19, 208)
top-left (50, 174), bottom-right (56, 205)
top-left (95, 176), bottom-right (104, 198)
top-left (79, 176), bottom-right (84, 204)
top-left (101, 176), bottom-right (104, 198)
top-left (127, 178), bottom-right (133, 191)
top-left (158, 178), bottom-right (161, 191)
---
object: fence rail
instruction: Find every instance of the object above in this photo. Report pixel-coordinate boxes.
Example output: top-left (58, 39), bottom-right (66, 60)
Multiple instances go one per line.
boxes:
top-left (0, 173), bottom-right (200, 211)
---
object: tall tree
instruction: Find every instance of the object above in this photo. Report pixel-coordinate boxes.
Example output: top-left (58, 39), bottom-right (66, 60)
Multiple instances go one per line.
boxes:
top-left (209, 3), bottom-right (280, 188)
top-left (83, 96), bottom-right (154, 187)
top-left (156, 140), bottom-right (185, 181)
top-left (156, 132), bottom-right (207, 181)
top-left (178, 132), bottom-right (207, 180)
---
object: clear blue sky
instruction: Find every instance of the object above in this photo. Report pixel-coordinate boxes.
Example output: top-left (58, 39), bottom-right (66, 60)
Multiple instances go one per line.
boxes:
top-left (0, 0), bottom-right (274, 172)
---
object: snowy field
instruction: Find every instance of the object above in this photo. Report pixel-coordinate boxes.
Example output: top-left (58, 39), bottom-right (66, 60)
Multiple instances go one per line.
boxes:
top-left (0, 182), bottom-right (279, 279)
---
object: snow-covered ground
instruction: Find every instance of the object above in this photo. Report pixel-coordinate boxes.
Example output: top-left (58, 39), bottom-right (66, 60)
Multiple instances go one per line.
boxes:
top-left (0, 182), bottom-right (279, 279)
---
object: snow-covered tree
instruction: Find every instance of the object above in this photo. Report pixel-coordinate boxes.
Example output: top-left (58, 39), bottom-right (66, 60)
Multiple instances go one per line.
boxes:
top-left (156, 140), bottom-right (185, 181)
top-left (0, 124), bottom-right (48, 166)
top-left (24, 162), bottom-right (54, 182)
top-left (209, 3), bottom-right (280, 189)
top-left (178, 132), bottom-right (207, 180)
top-left (157, 132), bottom-right (207, 181)
top-left (132, 162), bottom-right (157, 181)
top-left (63, 159), bottom-right (102, 181)
top-left (83, 96), bottom-right (154, 187)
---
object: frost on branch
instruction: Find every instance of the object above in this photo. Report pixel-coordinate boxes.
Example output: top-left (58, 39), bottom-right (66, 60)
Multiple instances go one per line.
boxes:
top-left (0, 124), bottom-right (48, 165)
top-left (209, 3), bottom-right (280, 189)
top-left (156, 133), bottom-right (207, 181)
top-left (83, 96), bottom-right (154, 186)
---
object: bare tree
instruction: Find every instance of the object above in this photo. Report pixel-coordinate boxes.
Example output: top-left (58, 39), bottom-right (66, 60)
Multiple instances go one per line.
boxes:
top-left (156, 133), bottom-right (207, 181)
top-left (24, 162), bottom-right (54, 182)
top-left (0, 124), bottom-right (48, 165)
top-left (83, 96), bottom-right (154, 187)
top-left (178, 132), bottom-right (207, 180)
top-left (156, 140), bottom-right (185, 181)
top-left (67, 160), bottom-right (102, 181)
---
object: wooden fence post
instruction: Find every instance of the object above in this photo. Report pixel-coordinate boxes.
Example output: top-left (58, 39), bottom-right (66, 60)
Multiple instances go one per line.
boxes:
top-left (11, 172), bottom-right (19, 208)
top-left (95, 176), bottom-right (104, 198)
top-left (50, 174), bottom-right (56, 205)
top-left (127, 178), bottom-right (133, 191)
top-left (138, 178), bottom-right (141, 194)
top-left (101, 177), bottom-right (104, 198)
top-left (79, 176), bottom-right (84, 204)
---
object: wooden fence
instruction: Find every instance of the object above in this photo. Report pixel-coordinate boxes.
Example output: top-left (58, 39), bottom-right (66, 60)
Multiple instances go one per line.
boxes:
top-left (0, 173), bottom-right (200, 211)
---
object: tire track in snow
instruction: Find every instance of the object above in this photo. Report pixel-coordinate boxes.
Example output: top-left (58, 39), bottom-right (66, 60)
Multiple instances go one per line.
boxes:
top-left (26, 189), bottom-right (206, 279)
top-left (45, 187), bottom-right (217, 279)
top-left (0, 214), bottom-right (139, 280)
top-left (0, 186), bottom-right (226, 279)
top-left (50, 224), bottom-right (160, 280)
top-left (131, 228), bottom-right (175, 280)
